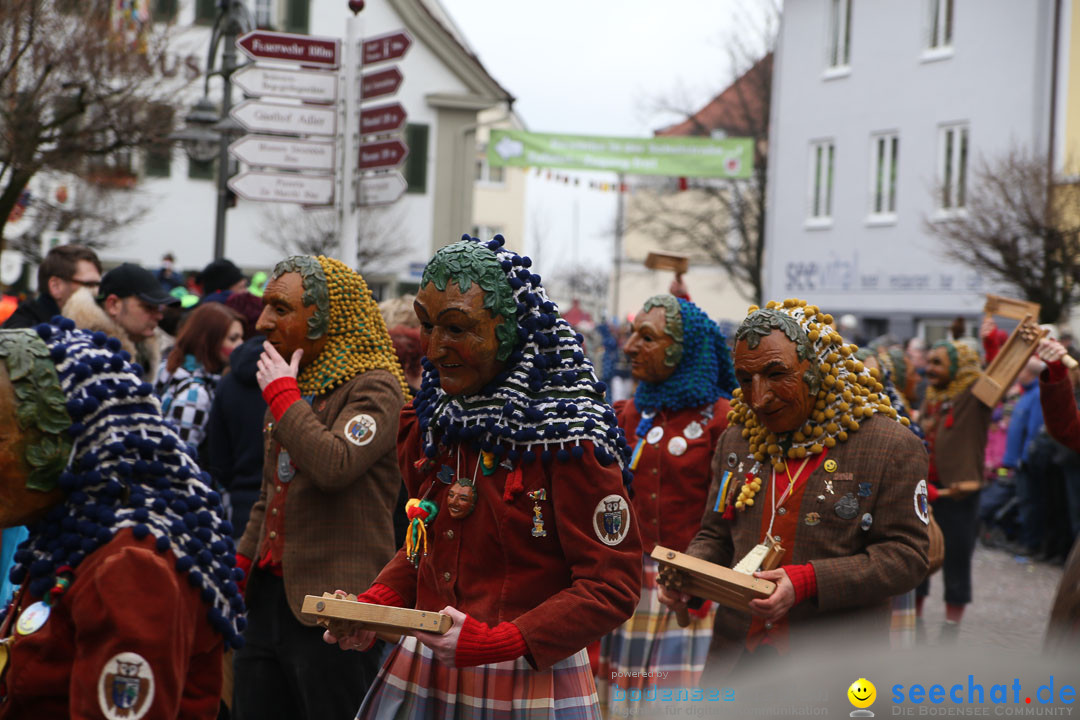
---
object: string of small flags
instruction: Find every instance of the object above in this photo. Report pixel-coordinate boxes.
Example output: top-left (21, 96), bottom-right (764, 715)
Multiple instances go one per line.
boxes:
top-left (528, 168), bottom-right (721, 193)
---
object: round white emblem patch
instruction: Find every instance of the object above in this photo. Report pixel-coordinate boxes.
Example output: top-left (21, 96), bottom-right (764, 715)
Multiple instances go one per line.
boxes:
top-left (592, 494), bottom-right (631, 546)
top-left (98, 651), bottom-right (155, 720)
top-left (343, 414), bottom-right (377, 446)
top-left (914, 479), bottom-right (930, 526)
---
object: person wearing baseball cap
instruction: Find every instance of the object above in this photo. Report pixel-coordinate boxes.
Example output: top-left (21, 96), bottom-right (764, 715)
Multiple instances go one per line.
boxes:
top-left (61, 263), bottom-right (178, 381)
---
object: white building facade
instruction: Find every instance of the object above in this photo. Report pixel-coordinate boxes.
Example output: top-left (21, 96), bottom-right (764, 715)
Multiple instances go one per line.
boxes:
top-left (764, 0), bottom-right (1063, 342)
top-left (102, 0), bottom-right (513, 299)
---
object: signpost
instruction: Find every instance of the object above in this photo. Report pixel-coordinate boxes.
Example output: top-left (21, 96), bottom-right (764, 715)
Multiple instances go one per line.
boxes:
top-left (230, 99), bottom-right (337, 137)
top-left (361, 67), bottom-right (403, 100)
top-left (357, 171), bottom-right (407, 206)
top-left (358, 139), bottom-right (409, 169)
top-left (360, 103), bottom-right (407, 135)
top-left (228, 171), bottom-right (334, 205)
top-left (228, 135), bottom-right (336, 172)
top-left (237, 30), bottom-right (340, 69)
top-left (362, 31), bottom-right (412, 65)
top-left (233, 65), bottom-right (338, 104)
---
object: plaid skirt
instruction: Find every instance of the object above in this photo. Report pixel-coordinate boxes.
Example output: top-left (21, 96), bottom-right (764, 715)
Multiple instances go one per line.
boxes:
top-left (356, 635), bottom-right (601, 720)
top-left (595, 555), bottom-right (716, 712)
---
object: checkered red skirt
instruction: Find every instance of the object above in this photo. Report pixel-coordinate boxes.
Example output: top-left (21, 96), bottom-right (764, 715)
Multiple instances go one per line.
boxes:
top-left (356, 635), bottom-right (602, 720)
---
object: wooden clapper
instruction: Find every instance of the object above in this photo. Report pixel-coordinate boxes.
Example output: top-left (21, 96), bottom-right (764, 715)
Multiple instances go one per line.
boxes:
top-left (652, 545), bottom-right (777, 627)
top-left (302, 593), bottom-right (452, 643)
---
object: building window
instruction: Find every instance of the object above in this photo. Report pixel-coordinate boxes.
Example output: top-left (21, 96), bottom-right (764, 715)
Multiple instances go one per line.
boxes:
top-left (808, 140), bottom-right (835, 220)
top-left (143, 146), bottom-right (172, 178)
top-left (869, 132), bottom-right (899, 218)
top-left (188, 157), bottom-right (216, 181)
top-left (474, 153), bottom-right (505, 185)
top-left (939, 124), bottom-right (969, 211)
top-left (283, 0), bottom-right (309, 34)
top-left (403, 124), bottom-right (429, 194)
top-left (828, 0), bottom-right (852, 69)
top-left (254, 0), bottom-right (275, 28)
top-left (928, 0), bottom-right (954, 50)
top-left (152, 0), bottom-right (178, 21)
top-left (194, 0), bottom-right (216, 24)
top-left (472, 225), bottom-right (503, 241)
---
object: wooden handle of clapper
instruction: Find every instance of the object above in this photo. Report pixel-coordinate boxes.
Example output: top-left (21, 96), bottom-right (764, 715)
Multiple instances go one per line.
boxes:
top-left (1064, 355), bottom-right (1079, 369)
top-left (675, 606), bottom-right (691, 628)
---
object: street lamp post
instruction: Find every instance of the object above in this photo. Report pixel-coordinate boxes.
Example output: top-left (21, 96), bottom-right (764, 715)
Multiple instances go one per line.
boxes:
top-left (172, 0), bottom-right (252, 261)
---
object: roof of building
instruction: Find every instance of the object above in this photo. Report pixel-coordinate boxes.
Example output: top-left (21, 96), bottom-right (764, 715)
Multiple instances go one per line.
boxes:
top-left (655, 53), bottom-right (772, 138)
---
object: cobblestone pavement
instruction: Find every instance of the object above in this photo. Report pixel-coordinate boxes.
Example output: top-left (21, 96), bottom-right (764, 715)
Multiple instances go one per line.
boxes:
top-left (920, 542), bottom-right (1065, 653)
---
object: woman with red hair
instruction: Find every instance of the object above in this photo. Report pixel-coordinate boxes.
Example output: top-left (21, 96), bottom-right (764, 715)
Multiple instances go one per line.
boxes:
top-left (153, 302), bottom-right (244, 458)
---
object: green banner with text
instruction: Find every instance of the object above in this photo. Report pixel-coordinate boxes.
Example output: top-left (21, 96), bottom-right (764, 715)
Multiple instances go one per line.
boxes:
top-left (487, 129), bottom-right (752, 179)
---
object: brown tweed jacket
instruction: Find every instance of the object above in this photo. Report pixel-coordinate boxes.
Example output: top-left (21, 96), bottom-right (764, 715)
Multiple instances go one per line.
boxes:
top-left (237, 368), bottom-right (405, 625)
top-left (685, 413), bottom-right (930, 675)
top-left (919, 387), bottom-right (991, 488)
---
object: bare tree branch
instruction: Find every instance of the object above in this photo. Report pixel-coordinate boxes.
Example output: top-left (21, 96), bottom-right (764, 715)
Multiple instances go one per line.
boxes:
top-left (924, 146), bottom-right (1080, 323)
top-left (258, 205), bottom-right (408, 275)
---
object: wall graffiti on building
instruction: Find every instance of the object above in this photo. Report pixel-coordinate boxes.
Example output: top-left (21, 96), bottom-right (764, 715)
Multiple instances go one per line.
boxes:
top-left (783, 251), bottom-right (986, 294)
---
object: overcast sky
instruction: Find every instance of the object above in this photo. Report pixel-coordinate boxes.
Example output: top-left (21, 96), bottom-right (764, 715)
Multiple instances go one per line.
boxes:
top-left (438, 0), bottom-right (775, 289)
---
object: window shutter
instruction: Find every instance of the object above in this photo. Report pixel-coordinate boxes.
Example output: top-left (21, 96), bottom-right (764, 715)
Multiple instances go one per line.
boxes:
top-left (403, 124), bottom-right (429, 194)
top-left (284, 0), bottom-right (310, 34)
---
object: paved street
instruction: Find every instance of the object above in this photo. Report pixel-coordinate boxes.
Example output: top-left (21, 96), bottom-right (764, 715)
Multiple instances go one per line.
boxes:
top-left (920, 542), bottom-right (1065, 654)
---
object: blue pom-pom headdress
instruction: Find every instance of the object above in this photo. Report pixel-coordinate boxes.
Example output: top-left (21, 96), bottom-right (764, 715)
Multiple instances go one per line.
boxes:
top-left (412, 235), bottom-right (633, 488)
top-left (3, 320), bottom-right (246, 648)
top-left (633, 297), bottom-right (737, 415)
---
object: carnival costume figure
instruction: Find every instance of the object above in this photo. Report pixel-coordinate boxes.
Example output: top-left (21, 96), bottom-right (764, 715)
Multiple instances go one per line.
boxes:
top-left (0, 321), bottom-right (245, 718)
top-left (597, 294), bottom-right (737, 709)
top-left (916, 340), bottom-right (991, 640)
top-left (1034, 337), bottom-right (1080, 654)
top-left (232, 256), bottom-right (409, 719)
top-left (328, 235), bottom-right (642, 720)
top-left (659, 299), bottom-right (930, 677)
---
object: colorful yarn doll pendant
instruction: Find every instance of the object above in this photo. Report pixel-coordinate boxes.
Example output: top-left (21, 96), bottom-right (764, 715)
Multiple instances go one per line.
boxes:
top-left (405, 499), bottom-right (439, 567)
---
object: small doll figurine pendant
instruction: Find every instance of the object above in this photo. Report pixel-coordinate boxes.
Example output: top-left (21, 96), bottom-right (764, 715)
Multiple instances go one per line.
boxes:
top-left (528, 489), bottom-right (548, 538)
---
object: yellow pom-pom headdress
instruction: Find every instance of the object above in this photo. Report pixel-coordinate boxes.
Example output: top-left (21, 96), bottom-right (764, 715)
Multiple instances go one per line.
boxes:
top-left (727, 298), bottom-right (906, 473)
top-left (272, 255), bottom-right (410, 399)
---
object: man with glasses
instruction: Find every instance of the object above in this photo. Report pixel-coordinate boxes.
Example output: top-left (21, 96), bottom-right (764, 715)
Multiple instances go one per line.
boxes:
top-left (2, 244), bottom-right (102, 329)
top-left (62, 263), bottom-right (178, 381)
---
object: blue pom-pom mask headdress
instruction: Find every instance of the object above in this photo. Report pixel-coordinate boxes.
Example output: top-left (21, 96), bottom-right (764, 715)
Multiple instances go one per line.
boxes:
top-left (632, 295), bottom-right (737, 415)
top-left (412, 235), bottom-right (633, 487)
top-left (2, 320), bottom-right (246, 648)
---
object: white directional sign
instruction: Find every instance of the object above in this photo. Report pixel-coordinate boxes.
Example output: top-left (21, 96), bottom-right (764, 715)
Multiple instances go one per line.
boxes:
top-left (229, 135), bottom-right (335, 172)
top-left (233, 66), bottom-right (338, 103)
top-left (228, 171), bottom-right (334, 205)
top-left (357, 171), bottom-right (407, 206)
top-left (229, 99), bottom-right (336, 137)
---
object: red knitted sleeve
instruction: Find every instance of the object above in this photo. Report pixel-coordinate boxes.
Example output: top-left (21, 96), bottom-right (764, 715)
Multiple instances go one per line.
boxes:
top-left (262, 376), bottom-right (301, 422)
top-left (454, 615), bottom-right (528, 667)
top-left (783, 563), bottom-right (818, 605)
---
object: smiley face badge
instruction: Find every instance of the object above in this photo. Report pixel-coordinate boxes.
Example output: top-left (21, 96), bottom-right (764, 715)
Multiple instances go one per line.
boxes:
top-left (847, 677), bottom-right (876, 716)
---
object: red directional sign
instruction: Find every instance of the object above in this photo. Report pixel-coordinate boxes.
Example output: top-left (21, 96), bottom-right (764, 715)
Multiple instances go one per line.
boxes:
top-left (237, 30), bottom-right (340, 69)
top-left (363, 31), bottom-right (412, 65)
top-left (360, 103), bottom-right (407, 135)
top-left (359, 139), bottom-right (409, 169)
top-left (361, 67), bottom-right (403, 100)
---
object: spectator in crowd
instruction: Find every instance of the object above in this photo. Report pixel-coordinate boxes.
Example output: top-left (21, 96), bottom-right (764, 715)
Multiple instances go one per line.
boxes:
top-left (155, 252), bottom-right (184, 292)
top-left (2, 244), bottom-right (101, 329)
top-left (204, 332), bottom-right (266, 540)
top-left (998, 357), bottom-right (1048, 557)
top-left (61, 263), bottom-right (178, 382)
top-left (153, 302), bottom-right (245, 460)
top-left (904, 337), bottom-right (929, 412)
top-left (198, 258), bottom-right (248, 303)
top-left (225, 291), bottom-right (265, 338)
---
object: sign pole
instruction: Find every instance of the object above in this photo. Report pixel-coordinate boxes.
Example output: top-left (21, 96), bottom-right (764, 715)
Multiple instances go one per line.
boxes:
top-left (339, 9), bottom-right (362, 269)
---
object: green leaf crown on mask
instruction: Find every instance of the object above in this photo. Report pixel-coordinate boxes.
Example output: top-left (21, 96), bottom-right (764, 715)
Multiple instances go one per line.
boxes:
top-left (421, 240), bottom-right (518, 362)
top-left (0, 330), bottom-right (73, 492)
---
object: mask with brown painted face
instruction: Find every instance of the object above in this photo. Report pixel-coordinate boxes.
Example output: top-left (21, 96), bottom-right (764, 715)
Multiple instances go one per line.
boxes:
top-left (734, 329), bottom-right (817, 435)
top-left (925, 345), bottom-right (953, 389)
top-left (414, 281), bottom-right (506, 397)
top-left (256, 272), bottom-right (328, 369)
top-left (625, 306), bottom-right (677, 384)
top-left (0, 362), bottom-right (64, 529)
